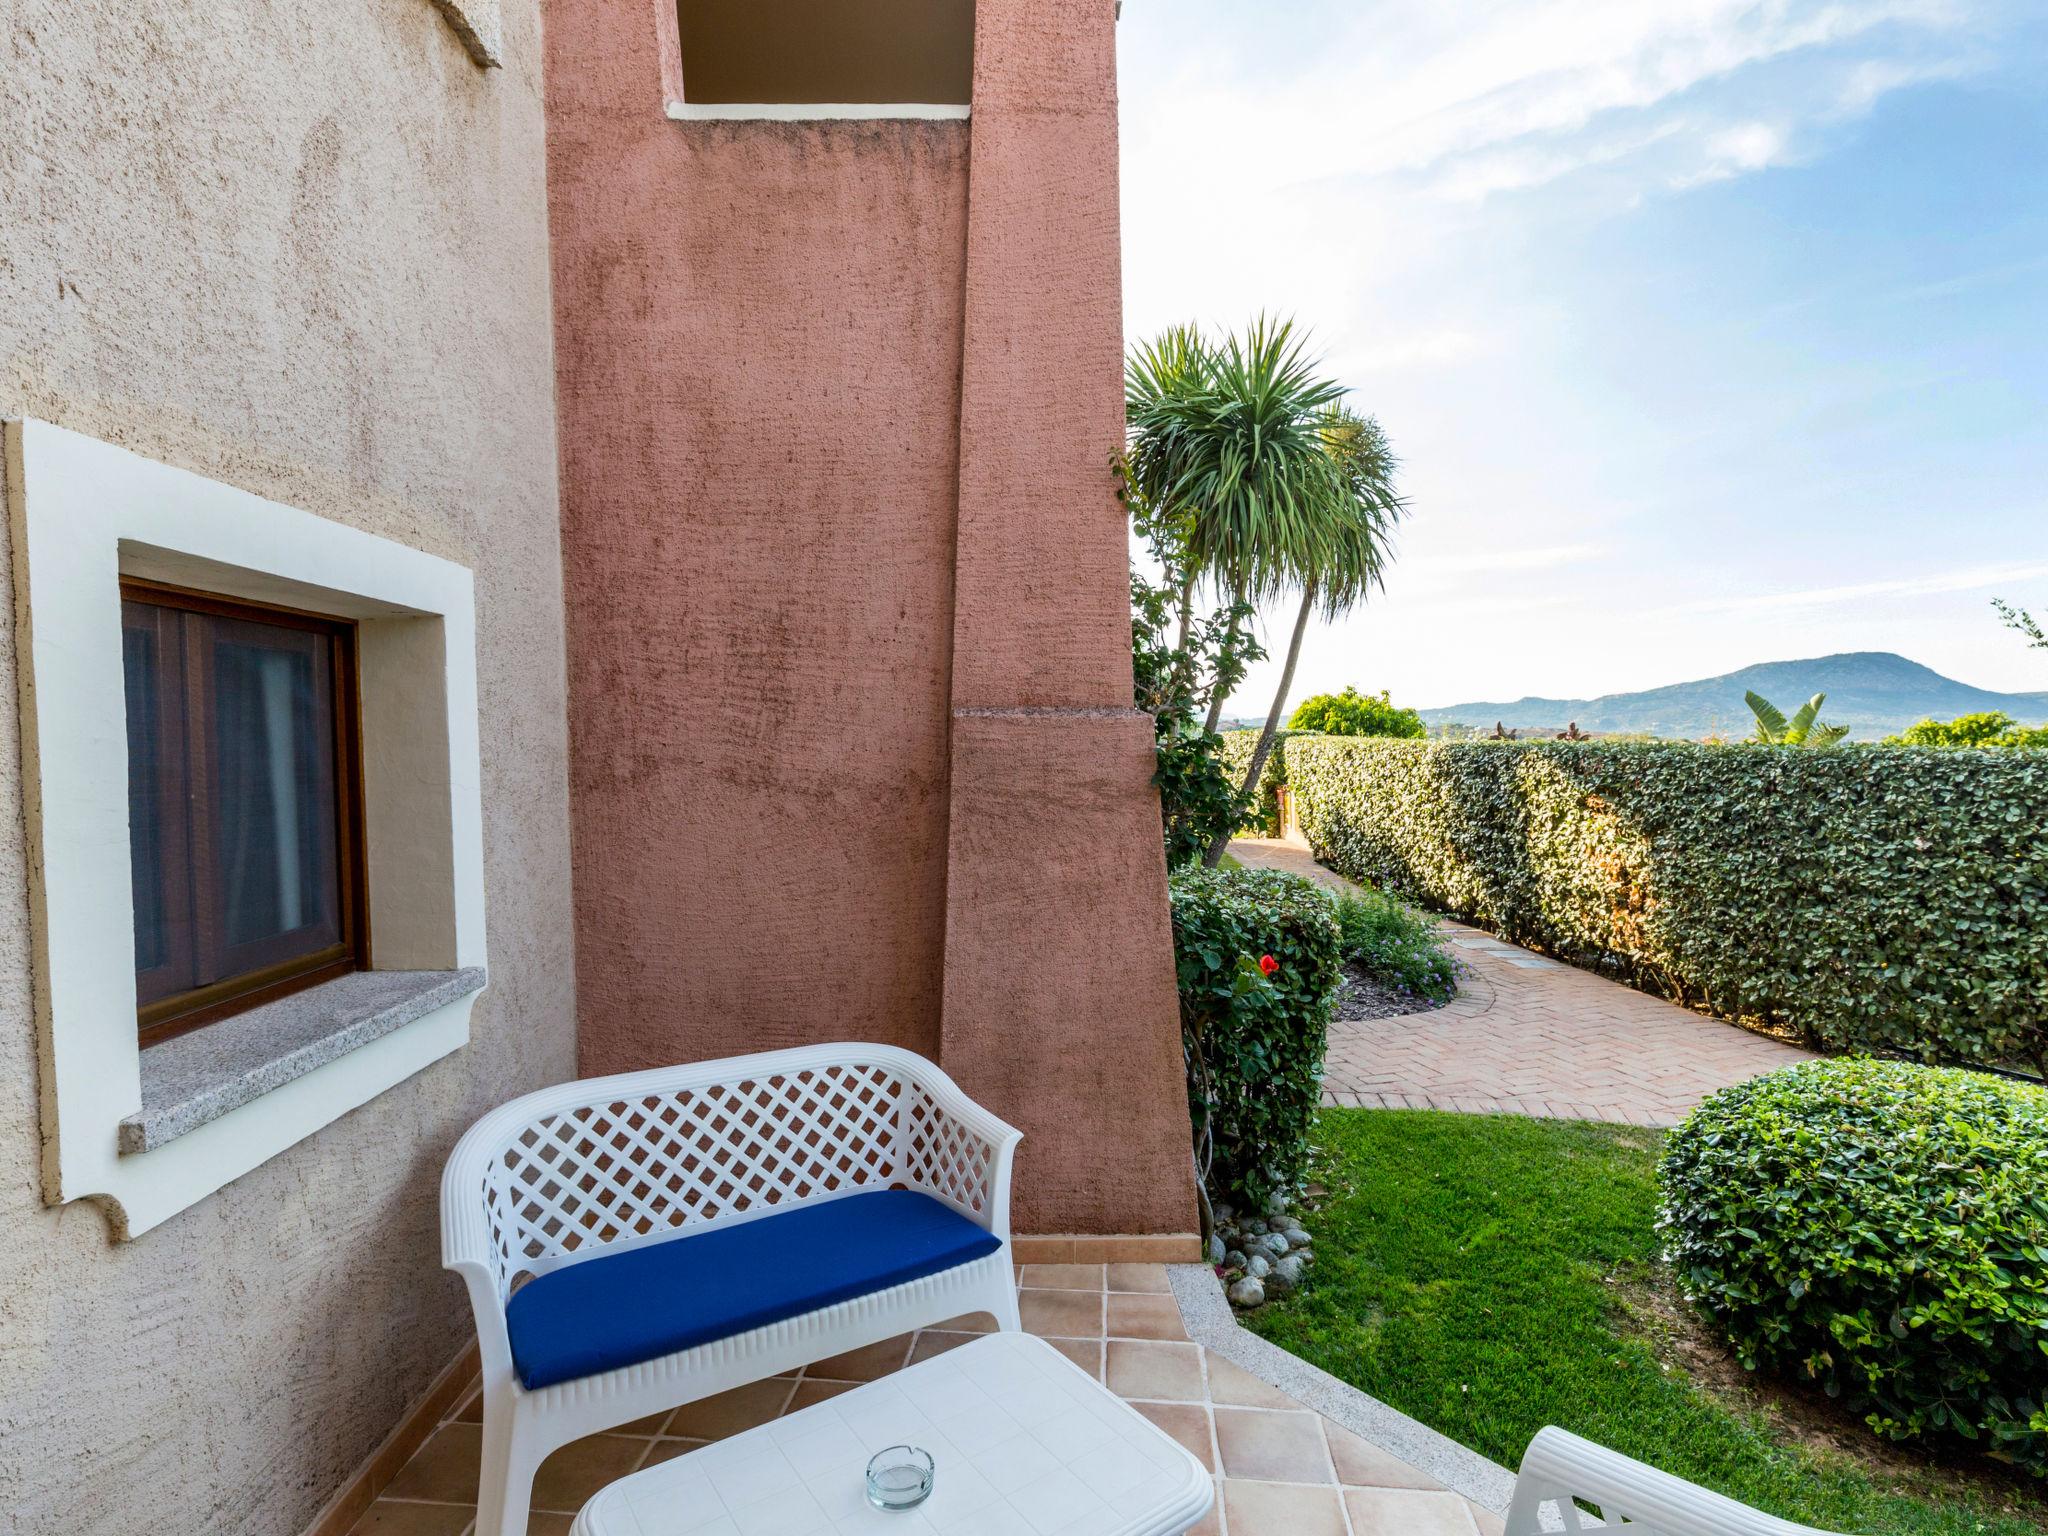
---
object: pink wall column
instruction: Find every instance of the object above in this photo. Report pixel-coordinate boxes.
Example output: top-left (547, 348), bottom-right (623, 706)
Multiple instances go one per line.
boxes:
top-left (937, 0), bottom-right (1197, 1237)
top-left (545, 0), bottom-right (1195, 1236)
top-left (545, 1), bottom-right (971, 1075)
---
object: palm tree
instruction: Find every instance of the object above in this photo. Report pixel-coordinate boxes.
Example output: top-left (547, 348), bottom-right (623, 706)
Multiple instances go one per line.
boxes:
top-left (1203, 406), bottom-right (1404, 866)
top-left (1125, 317), bottom-right (1349, 735)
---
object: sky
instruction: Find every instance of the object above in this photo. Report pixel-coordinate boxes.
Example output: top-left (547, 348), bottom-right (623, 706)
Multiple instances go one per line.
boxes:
top-left (1115, 0), bottom-right (2048, 717)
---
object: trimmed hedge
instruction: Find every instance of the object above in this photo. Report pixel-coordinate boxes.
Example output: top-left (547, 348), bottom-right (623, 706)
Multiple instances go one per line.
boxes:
top-left (1169, 865), bottom-right (1341, 1210)
top-left (1277, 736), bottom-right (2048, 1073)
top-left (1217, 729), bottom-right (1300, 836)
top-left (1661, 1060), bottom-right (2048, 1474)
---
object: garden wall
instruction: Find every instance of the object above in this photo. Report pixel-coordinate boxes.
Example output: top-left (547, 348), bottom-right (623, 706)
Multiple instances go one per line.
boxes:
top-left (1251, 734), bottom-right (2048, 1072)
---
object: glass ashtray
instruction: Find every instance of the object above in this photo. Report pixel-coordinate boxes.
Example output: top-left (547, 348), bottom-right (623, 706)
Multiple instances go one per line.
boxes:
top-left (865, 1444), bottom-right (935, 1510)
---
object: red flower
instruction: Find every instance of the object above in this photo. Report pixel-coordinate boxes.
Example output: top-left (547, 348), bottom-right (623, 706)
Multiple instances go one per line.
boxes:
top-left (1258, 954), bottom-right (1279, 976)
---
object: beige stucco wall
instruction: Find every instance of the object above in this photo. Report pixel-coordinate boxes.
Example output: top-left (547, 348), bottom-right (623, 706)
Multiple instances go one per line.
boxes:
top-left (0, 3), bottom-right (574, 1533)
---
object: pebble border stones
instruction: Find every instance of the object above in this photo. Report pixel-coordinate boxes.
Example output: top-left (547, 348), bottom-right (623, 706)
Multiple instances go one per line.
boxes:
top-left (1210, 1196), bottom-right (1318, 1311)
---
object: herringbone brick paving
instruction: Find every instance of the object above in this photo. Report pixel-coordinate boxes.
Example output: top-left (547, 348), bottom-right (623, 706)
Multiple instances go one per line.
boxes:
top-left (1230, 839), bottom-right (1811, 1127)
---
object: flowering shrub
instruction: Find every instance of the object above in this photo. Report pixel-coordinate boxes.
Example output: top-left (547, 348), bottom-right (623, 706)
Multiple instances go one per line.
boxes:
top-left (1331, 887), bottom-right (1455, 1002)
top-left (1661, 1061), bottom-right (2048, 1475)
top-left (1169, 866), bottom-right (1341, 1210)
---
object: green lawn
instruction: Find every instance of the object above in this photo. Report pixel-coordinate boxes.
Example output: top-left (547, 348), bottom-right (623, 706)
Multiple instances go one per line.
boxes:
top-left (1246, 1110), bottom-right (2047, 1536)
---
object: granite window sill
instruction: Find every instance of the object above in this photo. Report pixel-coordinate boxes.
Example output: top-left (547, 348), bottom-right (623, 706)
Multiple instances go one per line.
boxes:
top-left (121, 968), bottom-right (486, 1154)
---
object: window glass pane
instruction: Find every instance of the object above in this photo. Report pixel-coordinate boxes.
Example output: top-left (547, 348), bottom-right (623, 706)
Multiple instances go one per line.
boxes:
top-left (208, 625), bottom-right (340, 955)
top-left (122, 613), bottom-right (170, 973)
top-left (121, 588), bottom-right (358, 1035)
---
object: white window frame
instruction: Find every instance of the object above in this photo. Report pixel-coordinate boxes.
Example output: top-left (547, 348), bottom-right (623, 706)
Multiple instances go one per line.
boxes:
top-left (5, 419), bottom-right (488, 1237)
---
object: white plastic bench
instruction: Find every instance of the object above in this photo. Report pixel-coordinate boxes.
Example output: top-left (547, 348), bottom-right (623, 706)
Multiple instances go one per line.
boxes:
top-left (1506, 1427), bottom-right (1847, 1536)
top-left (441, 1043), bottom-right (1022, 1536)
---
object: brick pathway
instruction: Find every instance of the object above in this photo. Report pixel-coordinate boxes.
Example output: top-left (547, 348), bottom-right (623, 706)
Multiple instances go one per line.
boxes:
top-left (1230, 839), bottom-right (1811, 1127)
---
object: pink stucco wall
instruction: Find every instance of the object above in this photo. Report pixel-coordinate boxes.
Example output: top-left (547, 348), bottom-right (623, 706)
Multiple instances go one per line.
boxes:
top-left (545, 0), bottom-right (1196, 1236)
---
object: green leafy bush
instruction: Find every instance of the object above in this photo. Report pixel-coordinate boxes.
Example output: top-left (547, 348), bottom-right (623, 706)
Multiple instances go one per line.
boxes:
top-left (1278, 736), bottom-right (2048, 1074)
top-left (1169, 866), bottom-right (1341, 1210)
top-left (1288, 686), bottom-right (1425, 739)
top-left (1332, 888), bottom-right (1455, 1000)
top-left (1660, 1060), bottom-right (2048, 1474)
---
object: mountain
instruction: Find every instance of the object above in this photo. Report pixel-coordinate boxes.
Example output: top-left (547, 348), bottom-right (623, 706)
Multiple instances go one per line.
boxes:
top-left (1416, 652), bottom-right (2048, 741)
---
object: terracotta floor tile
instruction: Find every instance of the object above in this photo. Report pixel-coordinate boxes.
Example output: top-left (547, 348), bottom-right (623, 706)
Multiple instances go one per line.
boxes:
top-left (1213, 1408), bottom-right (1333, 1484)
top-left (664, 1378), bottom-right (796, 1440)
top-left (1106, 1262), bottom-right (1172, 1294)
top-left (529, 1516), bottom-right (576, 1536)
top-left (1046, 1336), bottom-right (1103, 1379)
top-left (1222, 1478), bottom-right (1348, 1535)
top-left (1105, 1339), bottom-right (1206, 1402)
top-left (1186, 1485), bottom-right (1224, 1536)
top-left (610, 1409), bottom-right (672, 1436)
top-left (907, 1330), bottom-right (979, 1364)
top-left (1106, 1292), bottom-right (1187, 1342)
top-left (1325, 1421), bottom-right (1443, 1490)
top-left (1202, 1353), bottom-right (1299, 1410)
top-left (786, 1379), bottom-right (858, 1411)
top-left (531, 1433), bottom-right (649, 1513)
top-left (1018, 1262), bottom-right (1106, 1291)
top-left (382, 1424), bottom-right (482, 1506)
top-left (1131, 1401), bottom-right (1215, 1472)
top-left (1471, 1502), bottom-right (1507, 1536)
top-left (806, 1334), bottom-right (915, 1381)
top-left (1021, 1288), bottom-right (1104, 1339)
top-left (931, 1311), bottom-right (999, 1334)
top-left (451, 1390), bottom-right (483, 1424)
top-left (638, 1438), bottom-right (709, 1469)
top-left (344, 1500), bottom-right (473, 1536)
top-left (1344, 1487), bottom-right (1482, 1536)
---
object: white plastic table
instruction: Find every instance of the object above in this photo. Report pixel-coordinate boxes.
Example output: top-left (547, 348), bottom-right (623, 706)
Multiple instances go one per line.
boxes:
top-left (571, 1331), bottom-right (1213, 1536)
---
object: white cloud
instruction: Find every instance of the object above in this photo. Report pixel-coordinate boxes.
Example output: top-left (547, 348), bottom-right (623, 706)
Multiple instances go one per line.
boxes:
top-left (1670, 561), bottom-right (2048, 616)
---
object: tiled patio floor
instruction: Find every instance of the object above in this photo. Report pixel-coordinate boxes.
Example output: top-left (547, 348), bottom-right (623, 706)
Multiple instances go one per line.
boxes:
top-left (1229, 838), bottom-right (1811, 1126)
top-left (350, 1265), bottom-right (1498, 1535)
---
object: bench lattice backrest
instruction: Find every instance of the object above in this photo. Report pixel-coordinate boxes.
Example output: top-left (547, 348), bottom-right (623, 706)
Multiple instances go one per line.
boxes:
top-left (474, 1059), bottom-right (995, 1297)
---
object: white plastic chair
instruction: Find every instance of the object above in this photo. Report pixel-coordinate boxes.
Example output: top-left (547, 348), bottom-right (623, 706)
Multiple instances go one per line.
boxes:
top-left (441, 1043), bottom-right (1022, 1536)
top-left (1506, 1427), bottom-right (1847, 1536)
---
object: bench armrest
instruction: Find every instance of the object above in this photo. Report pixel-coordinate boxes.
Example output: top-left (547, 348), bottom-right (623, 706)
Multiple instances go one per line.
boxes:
top-left (1507, 1428), bottom-right (1846, 1536)
top-left (899, 1066), bottom-right (1023, 1243)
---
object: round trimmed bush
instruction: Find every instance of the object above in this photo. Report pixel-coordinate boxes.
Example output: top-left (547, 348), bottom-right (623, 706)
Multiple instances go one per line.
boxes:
top-left (1659, 1059), bottom-right (2048, 1474)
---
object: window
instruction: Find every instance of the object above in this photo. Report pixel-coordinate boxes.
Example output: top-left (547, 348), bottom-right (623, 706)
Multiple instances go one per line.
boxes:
top-left (670, 0), bottom-right (972, 117)
top-left (13, 418), bottom-right (487, 1237)
top-left (121, 584), bottom-right (368, 1038)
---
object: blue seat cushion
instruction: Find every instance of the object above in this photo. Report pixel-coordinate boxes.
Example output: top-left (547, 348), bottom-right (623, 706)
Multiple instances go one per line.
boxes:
top-left (504, 1189), bottom-right (1002, 1391)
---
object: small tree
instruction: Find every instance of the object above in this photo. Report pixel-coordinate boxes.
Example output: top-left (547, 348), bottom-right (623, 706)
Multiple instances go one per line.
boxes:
top-left (1125, 318), bottom-right (1350, 738)
top-left (1210, 406), bottom-right (1404, 865)
top-left (1287, 686), bottom-right (1424, 738)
